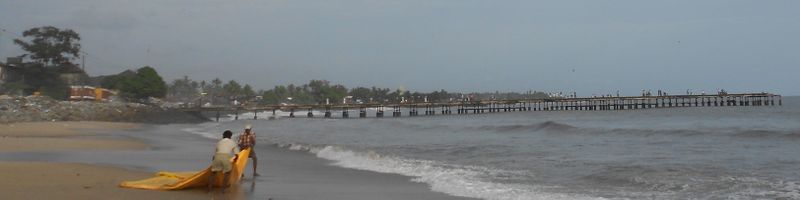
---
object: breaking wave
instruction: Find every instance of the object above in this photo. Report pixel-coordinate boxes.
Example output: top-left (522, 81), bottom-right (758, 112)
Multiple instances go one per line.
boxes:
top-left (180, 122), bottom-right (223, 139)
top-left (282, 143), bottom-right (606, 200)
top-left (471, 121), bottom-right (577, 133)
top-left (180, 126), bottom-right (603, 199)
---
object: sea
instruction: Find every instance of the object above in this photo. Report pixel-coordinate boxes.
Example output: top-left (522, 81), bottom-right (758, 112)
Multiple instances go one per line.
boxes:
top-left (183, 96), bottom-right (800, 200)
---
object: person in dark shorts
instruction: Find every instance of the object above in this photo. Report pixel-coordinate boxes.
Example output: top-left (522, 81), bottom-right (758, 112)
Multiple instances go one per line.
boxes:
top-left (237, 125), bottom-right (260, 177)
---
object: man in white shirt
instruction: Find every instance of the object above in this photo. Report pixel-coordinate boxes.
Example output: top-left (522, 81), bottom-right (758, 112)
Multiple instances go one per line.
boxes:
top-left (208, 130), bottom-right (238, 193)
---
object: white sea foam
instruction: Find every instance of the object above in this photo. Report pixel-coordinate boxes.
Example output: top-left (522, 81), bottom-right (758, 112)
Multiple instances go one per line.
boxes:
top-left (180, 124), bottom-right (605, 200)
top-left (180, 122), bottom-right (221, 139)
top-left (220, 110), bottom-right (331, 121)
top-left (310, 145), bottom-right (605, 200)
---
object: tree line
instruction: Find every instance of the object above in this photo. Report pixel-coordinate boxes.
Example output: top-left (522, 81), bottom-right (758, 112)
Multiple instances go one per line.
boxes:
top-left (1, 26), bottom-right (549, 104)
top-left (166, 77), bottom-right (551, 107)
top-left (0, 26), bottom-right (84, 98)
top-left (1, 26), bottom-right (168, 102)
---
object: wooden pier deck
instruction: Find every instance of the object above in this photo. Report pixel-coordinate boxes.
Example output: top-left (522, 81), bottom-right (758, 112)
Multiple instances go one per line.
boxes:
top-left (182, 93), bottom-right (782, 121)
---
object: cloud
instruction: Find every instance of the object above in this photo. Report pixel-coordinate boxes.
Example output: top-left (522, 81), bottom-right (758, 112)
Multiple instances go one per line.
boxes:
top-left (61, 7), bottom-right (139, 31)
top-left (1, 0), bottom-right (798, 95)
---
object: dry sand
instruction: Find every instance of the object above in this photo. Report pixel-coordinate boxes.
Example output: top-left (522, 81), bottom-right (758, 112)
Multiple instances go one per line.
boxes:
top-left (0, 121), bottom-right (204, 200)
top-left (0, 121), bottom-right (139, 137)
top-left (0, 121), bottom-right (145, 152)
top-left (0, 137), bottom-right (147, 152)
top-left (0, 161), bottom-right (209, 200)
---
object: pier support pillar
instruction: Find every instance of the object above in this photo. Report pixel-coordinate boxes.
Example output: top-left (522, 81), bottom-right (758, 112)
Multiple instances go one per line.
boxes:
top-left (771, 96), bottom-right (775, 106)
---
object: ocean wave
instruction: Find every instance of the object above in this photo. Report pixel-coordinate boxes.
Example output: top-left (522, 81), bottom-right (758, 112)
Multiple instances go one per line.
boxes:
top-left (720, 177), bottom-right (800, 199)
top-left (471, 121), bottom-right (577, 133)
top-left (580, 165), bottom-right (694, 193)
top-left (579, 165), bottom-right (800, 199)
top-left (600, 128), bottom-right (704, 137)
top-left (180, 122), bottom-right (223, 139)
top-left (726, 129), bottom-right (800, 139)
top-left (281, 143), bottom-right (604, 200)
top-left (595, 127), bottom-right (800, 139)
top-left (782, 132), bottom-right (800, 139)
top-left (214, 110), bottom-right (336, 122)
top-left (733, 130), bottom-right (780, 138)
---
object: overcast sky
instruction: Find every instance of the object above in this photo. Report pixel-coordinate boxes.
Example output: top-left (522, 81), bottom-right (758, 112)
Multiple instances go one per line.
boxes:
top-left (1, 0), bottom-right (798, 96)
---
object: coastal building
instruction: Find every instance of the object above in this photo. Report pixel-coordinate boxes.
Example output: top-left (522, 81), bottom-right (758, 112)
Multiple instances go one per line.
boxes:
top-left (68, 85), bottom-right (117, 101)
top-left (57, 64), bottom-right (87, 86)
top-left (1, 57), bottom-right (25, 84)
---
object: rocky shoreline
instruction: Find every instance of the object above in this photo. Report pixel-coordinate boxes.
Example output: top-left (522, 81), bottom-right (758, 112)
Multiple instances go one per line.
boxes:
top-left (0, 95), bottom-right (208, 124)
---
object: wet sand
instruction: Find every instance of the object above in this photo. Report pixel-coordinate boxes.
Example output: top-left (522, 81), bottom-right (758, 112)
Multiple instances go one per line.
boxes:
top-left (244, 145), bottom-right (477, 200)
top-left (0, 122), bottom-right (205, 199)
top-left (0, 123), bottom-right (477, 199)
top-left (0, 121), bottom-right (146, 152)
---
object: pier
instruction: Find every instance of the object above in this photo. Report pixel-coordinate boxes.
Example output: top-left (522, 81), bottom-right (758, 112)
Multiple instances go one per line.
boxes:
top-left (183, 93), bottom-right (783, 122)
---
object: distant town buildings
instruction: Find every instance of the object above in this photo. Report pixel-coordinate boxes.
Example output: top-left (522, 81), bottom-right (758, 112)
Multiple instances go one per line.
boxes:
top-left (2, 57), bottom-right (117, 100)
top-left (68, 86), bottom-right (117, 101)
top-left (0, 57), bottom-right (25, 84)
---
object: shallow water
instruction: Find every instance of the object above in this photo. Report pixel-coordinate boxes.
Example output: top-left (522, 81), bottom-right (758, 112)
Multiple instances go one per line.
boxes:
top-left (186, 96), bottom-right (800, 199)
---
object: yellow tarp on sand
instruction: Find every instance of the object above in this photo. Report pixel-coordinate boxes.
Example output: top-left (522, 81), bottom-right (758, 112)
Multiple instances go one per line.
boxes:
top-left (119, 148), bottom-right (251, 190)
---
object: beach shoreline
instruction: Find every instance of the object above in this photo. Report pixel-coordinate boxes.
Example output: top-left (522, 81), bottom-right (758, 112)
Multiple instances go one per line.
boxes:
top-left (0, 121), bottom-right (208, 199)
top-left (0, 121), bottom-right (477, 200)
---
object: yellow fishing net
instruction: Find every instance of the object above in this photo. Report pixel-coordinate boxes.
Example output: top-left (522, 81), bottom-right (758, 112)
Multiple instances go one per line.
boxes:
top-left (120, 148), bottom-right (251, 190)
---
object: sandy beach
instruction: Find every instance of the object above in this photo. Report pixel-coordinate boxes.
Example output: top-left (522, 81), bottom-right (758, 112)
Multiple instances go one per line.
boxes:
top-left (0, 121), bottom-right (475, 200)
top-left (0, 161), bottom-right (207, 199)
top-left (0, 122), bottom-right (147, 152)
top-left (0, 122), bottom-right (206, 199)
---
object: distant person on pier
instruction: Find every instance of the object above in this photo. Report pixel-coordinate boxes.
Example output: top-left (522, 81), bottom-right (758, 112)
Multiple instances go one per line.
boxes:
top-left (237, 125), bottom-right (260, 177)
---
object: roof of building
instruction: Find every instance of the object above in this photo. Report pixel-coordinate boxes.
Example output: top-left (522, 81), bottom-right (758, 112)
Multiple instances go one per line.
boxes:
top-left (56, 64), bottom-right (85, 74)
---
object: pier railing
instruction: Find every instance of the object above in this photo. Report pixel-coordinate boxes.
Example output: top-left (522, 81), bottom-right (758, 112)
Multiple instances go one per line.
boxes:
top-left (181, 93), bottom-right (782, 121)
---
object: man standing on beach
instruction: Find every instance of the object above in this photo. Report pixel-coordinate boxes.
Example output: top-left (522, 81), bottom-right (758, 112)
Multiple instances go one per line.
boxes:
top-left (209, 130), bottom-right (238, 193)
top-left (237, 125), bottom-right (260, 177)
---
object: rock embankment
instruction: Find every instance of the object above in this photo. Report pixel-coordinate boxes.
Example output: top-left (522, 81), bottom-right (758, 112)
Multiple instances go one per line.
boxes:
top-left (0, 95), bottom-right (208, 124)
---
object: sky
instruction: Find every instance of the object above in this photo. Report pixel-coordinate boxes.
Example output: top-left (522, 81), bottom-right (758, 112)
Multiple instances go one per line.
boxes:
top-left (1, 0), bottom-right (798, 96)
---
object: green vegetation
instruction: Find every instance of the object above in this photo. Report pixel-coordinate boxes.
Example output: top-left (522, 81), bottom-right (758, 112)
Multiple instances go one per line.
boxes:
top-left (164, 76), bottom-right (551, 107)
top-left (101, 66), bottom-right (167, 100)
top-left (1, 26), bottom-right (85, 99)
top-left (1, 26), bottom-right (550, 104)
top-left (13, 26), bottom-right (81, 67)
